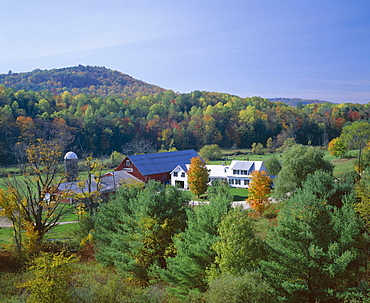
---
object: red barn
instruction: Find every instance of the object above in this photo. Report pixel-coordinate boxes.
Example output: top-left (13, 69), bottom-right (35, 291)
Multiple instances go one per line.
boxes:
top-left (115, 149), bottom-right (199, 184)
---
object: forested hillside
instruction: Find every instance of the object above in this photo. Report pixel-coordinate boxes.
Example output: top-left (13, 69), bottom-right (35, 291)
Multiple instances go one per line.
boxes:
top-left (0, 66), bottom-right (165, 97)
top-left (0, 66), bottom-right (369, 164)
top-left (268, 97), bottom-right (331, 107)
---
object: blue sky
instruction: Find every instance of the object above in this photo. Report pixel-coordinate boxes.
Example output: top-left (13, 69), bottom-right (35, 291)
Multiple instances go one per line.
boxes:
top-left (1, 0), bottom-right (369, 103)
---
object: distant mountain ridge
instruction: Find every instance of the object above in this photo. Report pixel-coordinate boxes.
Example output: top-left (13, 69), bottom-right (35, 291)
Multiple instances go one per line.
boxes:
top-left (0, 66), bottom-right (331, 105)
top-left (268, 97), bottom-right (332, 107)
top-left (0, 65), bottom-right (165, 97)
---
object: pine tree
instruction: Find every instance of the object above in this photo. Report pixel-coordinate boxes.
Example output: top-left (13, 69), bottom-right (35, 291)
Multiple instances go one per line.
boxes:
top-left (159, 185), bottom-right (232, 299)
top-left (261, 173), bottom-right (366, 302)
top-left (94, 181), bottom-right (188, 284)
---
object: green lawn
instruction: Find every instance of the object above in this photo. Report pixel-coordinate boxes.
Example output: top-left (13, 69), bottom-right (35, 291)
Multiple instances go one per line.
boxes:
top-left (0, 227), bottom-right (13, 246)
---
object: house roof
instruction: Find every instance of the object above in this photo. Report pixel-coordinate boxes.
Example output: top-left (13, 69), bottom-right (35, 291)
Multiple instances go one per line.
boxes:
top-left (230, 161), bottom-right (254, 171)
top-left (128, 149), bottom-right (199, 176)
top-left (58, 170), bottom-right (142, 195)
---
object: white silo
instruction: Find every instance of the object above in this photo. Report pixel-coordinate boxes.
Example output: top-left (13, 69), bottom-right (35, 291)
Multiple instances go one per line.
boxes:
top-left (64, 151), bottom-right (78, 182)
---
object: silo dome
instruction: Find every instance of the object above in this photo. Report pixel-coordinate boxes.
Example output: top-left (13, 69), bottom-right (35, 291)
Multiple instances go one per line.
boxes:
top-left (64, 151), bottom-right (78, 160)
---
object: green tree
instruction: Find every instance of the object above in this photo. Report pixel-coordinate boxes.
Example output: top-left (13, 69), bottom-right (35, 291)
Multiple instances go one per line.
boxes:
top-left (187, 156), bottom-right (210, 198)
top-left (266, 137), bottom-right (274, 153)
top-left (251, 142), bottom-right (264, 155)
top-left (328, 137), bottom-right (347, 158)
top-left (94, 181), bottom-right (188, 284)
top-left (273, 144), bottom-right (333, 199)
top-left (211, 209), bottom-right (264, 278)
top-left (340, 121), bottom-right (370, 150)
top-left (160, 186), bottom-right (232, 299)
top-left (261, 174), bottom-right (367, 302)
top-left (264, 156), bottom-right (281, 175)
top-left (199, 144), bottom-right (222, 161)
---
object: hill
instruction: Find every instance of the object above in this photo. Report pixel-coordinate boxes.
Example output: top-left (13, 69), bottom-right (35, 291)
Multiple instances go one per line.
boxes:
top-left (268, 97), bottom-right (332, 107)
top-left (0, 65), bottom-right (165, 97)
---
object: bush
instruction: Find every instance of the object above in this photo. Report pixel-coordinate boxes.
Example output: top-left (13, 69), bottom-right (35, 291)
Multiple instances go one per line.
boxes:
top-left (206, 271), bottom-right (275, 303)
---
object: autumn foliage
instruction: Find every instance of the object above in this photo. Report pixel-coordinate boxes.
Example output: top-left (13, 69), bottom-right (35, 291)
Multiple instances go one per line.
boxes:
top-left (187, 156), bottom-right (210, 198)
top-left (247, 170), bottom-right (272, 215)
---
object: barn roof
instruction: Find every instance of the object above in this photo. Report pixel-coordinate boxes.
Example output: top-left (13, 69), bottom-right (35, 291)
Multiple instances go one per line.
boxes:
top-left (128, 149), bottom-right (199, 176)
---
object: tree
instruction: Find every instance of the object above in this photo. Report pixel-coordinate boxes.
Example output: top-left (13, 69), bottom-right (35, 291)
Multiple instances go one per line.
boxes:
top-left (187, 156), bottom-right (210, 198)
top-left (211, 208), bottom-right (264, 277)
top-left (94, 181), bottom-right (188, 284)
top-left (328, 137), bottom-right (347, 158)
top-left (355, 171), bottom-right (370, 233)
top-left (266, 137), bottom-right (274, 153)
top-left (261, 175), bottom-right (367, 302)
top-left (159, 185), bottom-right (232, 299)
top-left (199, 144), bottom-right (222, 161)
top-left (121, 138), bottom-right (156, 155)
top-left (20, 252), bottom-right (78, 303)
top-left (264, 156), bottom-right (281, 175)
top-left (273, 145), bottom-right (333, 199)
top-left (247, 170), bottom-right (272, 216)
top-left (340, 121), bottom-right (370, 150)
top-left (2, 139), bottom-right (73, 251)
top-left (251, 142), bottom-right (264, 155)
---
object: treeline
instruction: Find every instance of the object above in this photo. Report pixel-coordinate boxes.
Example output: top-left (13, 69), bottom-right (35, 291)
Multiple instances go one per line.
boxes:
top-left (0, 65), bottom-right (164, 97)
top-left (0, 81), bottom-right (370, 163)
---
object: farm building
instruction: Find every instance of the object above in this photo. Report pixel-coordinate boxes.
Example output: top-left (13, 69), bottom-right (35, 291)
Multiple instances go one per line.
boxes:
top-left (115, 149), bottom-right (199, 184)
top-left (170, 160), bottom-right (268, 189)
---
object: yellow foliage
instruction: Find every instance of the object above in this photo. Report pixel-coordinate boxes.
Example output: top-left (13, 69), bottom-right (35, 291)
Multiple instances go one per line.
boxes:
top-left (246, 170), bottom-right (272, 215)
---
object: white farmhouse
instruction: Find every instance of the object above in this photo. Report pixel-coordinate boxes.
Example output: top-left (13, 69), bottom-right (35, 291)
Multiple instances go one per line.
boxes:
top-left (170, 160), bottom-right (268, 189)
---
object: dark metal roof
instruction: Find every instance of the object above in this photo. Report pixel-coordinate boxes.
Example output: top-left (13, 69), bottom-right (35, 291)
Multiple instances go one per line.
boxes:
top-left (128, 150), bottom-right (199, 176)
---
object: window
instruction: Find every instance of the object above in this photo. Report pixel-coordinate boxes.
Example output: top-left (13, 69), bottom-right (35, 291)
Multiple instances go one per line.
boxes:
top-left (181, 172), bottom-right (185, 178)
top-left (174, 172), bottom-right (178, 177)
top-left (244, 179), bottom-right (250, 186)
top-left (235, 179), bottom-right (241, 185)
top-left (126, 160), bottom-right (130, 166)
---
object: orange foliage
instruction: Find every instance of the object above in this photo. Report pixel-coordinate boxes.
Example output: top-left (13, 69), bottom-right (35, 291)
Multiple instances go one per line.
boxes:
top-left (247, 170), bottom-right (272, 216)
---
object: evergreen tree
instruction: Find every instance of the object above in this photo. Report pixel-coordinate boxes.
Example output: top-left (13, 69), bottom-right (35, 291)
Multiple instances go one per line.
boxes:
top-left (261, 175), bottom-right (367, 302)
top-left (159, 185), bottom-right (232, 299)
top-left (94, 181), bottom-right (188, 284)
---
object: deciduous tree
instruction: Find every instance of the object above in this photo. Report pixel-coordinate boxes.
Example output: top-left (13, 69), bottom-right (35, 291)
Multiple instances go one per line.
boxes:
top-left (273, 145), bottom-right (333, 199)
top-left (264, 156), bottom-right (281, 175)
top-left (247, 170), bottom-right (272, 216)
top-left (187, 156), bottom-right (210, 198)
top-left (2, 139), bottom-right (73, 251)
top-left (199, 144), bottom-right (222, 161)
top-left (211, 208), bottom-right (264, 278)
top-left (340, 121), bottom-right (370, 150)
top-left (328, 137), bottom-right (346, 158)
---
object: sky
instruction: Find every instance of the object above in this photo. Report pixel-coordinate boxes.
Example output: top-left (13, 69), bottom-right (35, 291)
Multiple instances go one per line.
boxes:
top-left (1, 0), bottom-right (369, 104)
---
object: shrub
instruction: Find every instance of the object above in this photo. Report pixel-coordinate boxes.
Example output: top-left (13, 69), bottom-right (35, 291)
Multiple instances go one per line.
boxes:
top-left (206, 271), bottom-right (275, 303)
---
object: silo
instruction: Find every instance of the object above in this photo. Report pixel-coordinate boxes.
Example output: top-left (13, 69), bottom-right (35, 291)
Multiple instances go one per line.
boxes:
top-left (64, 151), bottom-right (78, 182)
